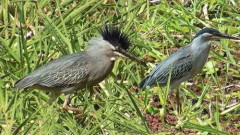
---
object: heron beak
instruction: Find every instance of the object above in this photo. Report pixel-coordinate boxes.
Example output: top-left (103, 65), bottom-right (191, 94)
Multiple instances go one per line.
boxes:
top-left (216, 33), bottom-right (240, 40)
top-left (115, 48), bottom-right (147, 67)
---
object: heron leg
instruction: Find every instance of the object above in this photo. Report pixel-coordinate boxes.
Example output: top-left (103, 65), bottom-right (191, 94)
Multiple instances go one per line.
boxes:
top-left (87, 86), bottom-right (95, 99)
top-left (63, 94), bottom-right (71, 108)
top-left (176, 88), bottom-right (181, 114)
top-left (47, 92), bottom-right (61, 105)
top-left (89, 87), bottom-right (101, 111)
top-left (62, 94), bottom-right (83, 118)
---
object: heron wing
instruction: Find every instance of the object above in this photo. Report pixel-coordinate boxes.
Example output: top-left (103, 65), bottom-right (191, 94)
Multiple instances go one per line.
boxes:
top-left (141, 46), bottom-right (193, 88)
top-left (37, 56), bottom-right (89, 88)
top-left (15, 52), bottom-right (89, 89)
top-left (158, 54), bottom-right (193, 83)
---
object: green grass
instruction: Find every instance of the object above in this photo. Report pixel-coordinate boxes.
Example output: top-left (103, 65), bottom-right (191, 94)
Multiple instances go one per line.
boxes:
top-left (1, 0), bottom-right (240, 134)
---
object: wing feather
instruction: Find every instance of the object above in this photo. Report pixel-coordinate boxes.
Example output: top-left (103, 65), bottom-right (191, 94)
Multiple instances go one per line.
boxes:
top-left (37, 60), bottom-right (89, 88)
top-left (15, 52), bottom-right (88, 89)
top-left (140, 45), bottom-right (193, 89)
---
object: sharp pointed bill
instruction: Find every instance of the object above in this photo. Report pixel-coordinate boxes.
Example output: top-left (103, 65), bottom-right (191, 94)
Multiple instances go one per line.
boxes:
top-left (115, 47), bottom-right (147, 67)
top-left (192, 28), bottom-right (240, 41)
top-left (100, 25), bottom-right (146, 66)
top-left (14, 25), bottom-right (145, 112)
top-left (140, 28), bottom-right (240, 90)
top-left (215, 33), bottom-right (240, 40)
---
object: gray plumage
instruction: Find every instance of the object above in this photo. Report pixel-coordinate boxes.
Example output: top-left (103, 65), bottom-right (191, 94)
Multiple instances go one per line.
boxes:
top-left (15, 26), bottom-right (143, 107)
top-left (140, 28), bottom-right (239, 89)
top-left (15, 37), bottom-right (116, 96)
top-left (15, 53), bottom-right (88, 90)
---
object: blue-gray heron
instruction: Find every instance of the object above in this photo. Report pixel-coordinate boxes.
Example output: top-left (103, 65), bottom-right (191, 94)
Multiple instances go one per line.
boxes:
top-left (140, 28), bottom-right (239, 107)
top-left (15, 26), bottom-right (145, 113)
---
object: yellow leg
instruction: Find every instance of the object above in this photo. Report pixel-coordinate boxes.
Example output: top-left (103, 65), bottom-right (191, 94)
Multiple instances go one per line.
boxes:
top-left (62, 94), bottom-right (83, 118)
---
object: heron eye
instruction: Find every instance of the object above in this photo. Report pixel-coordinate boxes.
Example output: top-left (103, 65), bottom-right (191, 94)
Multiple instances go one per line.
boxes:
top-left (115, 46), bottom-right (120, 50)
top-left (208, 33), bottom-right (214, 37)
top-left (212, 32), bottom-right (219, 36)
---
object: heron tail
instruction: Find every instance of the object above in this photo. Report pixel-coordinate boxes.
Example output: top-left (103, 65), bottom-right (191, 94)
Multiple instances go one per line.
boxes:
top-left (139, 76), bottom-right (150, 90)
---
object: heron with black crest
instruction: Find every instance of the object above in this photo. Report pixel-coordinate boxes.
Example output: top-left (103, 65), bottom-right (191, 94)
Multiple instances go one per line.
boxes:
top-left (15, 25), bottom-right (146, 114)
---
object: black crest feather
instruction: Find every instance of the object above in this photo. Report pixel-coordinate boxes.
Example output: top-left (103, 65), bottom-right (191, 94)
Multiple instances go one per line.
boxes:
top-left (99, 26), bottom-right (130, 50)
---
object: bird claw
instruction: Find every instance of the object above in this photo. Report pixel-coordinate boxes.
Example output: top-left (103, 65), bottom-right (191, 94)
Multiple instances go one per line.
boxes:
top-left (74, 112), bottom-right (83, 118)
top-left (62, 105), bottom-right (82, 112)
top-left (62, 105), bottom-right (84, 118)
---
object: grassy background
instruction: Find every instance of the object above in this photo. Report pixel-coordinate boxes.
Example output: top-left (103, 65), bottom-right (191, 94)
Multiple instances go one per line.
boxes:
top-left (0, 0), bottom-right (240, 134)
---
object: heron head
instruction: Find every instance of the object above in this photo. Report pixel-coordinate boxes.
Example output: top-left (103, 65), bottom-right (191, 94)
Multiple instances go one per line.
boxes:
top-left (98, 25), bottom-right (146, 67)
top-left (192, 28), bottom-right (240, 41)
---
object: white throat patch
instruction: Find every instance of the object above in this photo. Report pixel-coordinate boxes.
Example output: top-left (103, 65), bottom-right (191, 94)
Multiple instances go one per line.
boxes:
top-left (111, 57), bottom-right (116, 61)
